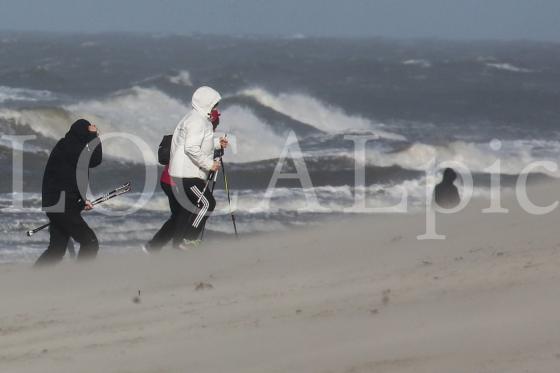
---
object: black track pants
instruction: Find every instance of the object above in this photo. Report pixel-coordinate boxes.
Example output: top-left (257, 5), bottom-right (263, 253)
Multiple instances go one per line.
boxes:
top-left (146, 182), bottom-right (181, 251)
top-left (172, 177), bottom-right (216, 246)
top-left (34, 210), bottom-right (99, 266)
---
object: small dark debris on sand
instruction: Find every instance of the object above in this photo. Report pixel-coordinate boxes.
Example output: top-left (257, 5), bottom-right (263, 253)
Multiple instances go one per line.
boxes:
top-left (370, 308), bottom-right (379, 315)
top-left (391, 235), bottom-right (403, 243)
top-left (195, 282), bottom-right (214, 291)
top-left (382, 289), bottom-right (391, 305)
top-left (422, 260), bottom-right (433, 266)
top-left (132, 290), bottom-right (141, 304)
top-left (296, 309), bottom-right (302, 314)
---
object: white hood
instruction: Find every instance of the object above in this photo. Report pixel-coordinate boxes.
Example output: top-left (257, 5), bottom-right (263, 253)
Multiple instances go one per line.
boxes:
top-left (191, 86), bottom-right (221, 117)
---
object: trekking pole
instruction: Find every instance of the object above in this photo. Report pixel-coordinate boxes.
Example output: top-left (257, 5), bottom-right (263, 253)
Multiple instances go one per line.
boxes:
top-left (197, 170), bottom-right (216, 204)
top-left (197, 147), bottom-right (224, 240)
top-left (26, 182), bottom-right (132, 237)
top-left (220, 157), bottom-right (238, 238)
top-left (199, 169), bottom-right (219, 241)
top-left (27, 222), bottom-right (50, 236)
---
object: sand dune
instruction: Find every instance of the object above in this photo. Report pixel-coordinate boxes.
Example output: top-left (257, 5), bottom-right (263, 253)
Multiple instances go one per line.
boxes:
top-left (2, 184), bottom-right (560, 372)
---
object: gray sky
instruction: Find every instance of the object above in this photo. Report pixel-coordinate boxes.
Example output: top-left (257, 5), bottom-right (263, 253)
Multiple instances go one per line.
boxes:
top-left (1, 0), bottom-right (559, 41)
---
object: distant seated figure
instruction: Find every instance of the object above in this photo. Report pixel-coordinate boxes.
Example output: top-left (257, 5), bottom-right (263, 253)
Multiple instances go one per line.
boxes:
top-left (434, 168), bottom-right (460, 209)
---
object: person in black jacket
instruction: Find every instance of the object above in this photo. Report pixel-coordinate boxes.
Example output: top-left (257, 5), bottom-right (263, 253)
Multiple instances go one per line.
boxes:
top-left (434, 168), bottom-right (461, 209)
top-left (35, 119), bottom-right (102, 266)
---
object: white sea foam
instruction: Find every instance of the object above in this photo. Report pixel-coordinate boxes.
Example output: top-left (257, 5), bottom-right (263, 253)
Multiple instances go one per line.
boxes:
top-left (486, 63), bottom-right (533, 73)
top-left (168, 70), bottom-right (193, 86)
top-left (0, 107), bottom-right (74, 140)
top-left (85, 180), bottom-right (432, 216)
top-left (317, 140), bottom-right (560, 176)
top-left (238, 87), bottom-right (406, 141)
top-left (0, 86), bottom-right (56, 104)
top-left (402, 59), bottom-right (432, 68)
top-left (216, 105), bottom-right (286, 162)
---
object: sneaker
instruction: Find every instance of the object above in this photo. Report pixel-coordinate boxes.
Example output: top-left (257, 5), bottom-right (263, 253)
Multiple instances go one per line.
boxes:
top-left (141, 244), bottom-right (151, 255)
top-left (176, 239), bottom-right (202, 251)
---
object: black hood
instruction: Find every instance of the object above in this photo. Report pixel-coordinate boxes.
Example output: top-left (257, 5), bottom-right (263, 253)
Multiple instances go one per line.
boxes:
top-left (442, 168), bottom-right (457, 183)
top-left (65, 119), bottom-right (96, 143)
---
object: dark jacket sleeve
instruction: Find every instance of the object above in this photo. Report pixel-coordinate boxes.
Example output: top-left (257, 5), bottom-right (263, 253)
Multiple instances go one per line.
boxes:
top-left (158, 135), bottom-right (172, 165)
top-left (88, 138), bottom-right (103, 168)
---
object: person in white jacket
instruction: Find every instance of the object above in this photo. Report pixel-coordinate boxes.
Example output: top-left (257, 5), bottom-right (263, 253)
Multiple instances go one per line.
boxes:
top-left (169, 86), bottom-right (228, 249)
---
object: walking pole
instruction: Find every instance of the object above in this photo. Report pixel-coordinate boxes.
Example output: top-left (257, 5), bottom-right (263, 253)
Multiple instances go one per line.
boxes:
top-left (26, 182), bottom-right (131, 236)
top-left (197, 171), bottom-right (214, 204)
top-left (220, 157), bottom-right (239, 238)
top-left (199, 169), bottom-right (219, 241)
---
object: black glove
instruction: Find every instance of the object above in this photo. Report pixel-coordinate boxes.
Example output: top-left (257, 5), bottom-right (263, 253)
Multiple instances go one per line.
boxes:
top-left (214, 148), bottom-right (224, 159)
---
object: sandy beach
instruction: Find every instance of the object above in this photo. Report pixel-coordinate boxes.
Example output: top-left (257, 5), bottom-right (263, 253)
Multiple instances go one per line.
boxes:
top-left (2, 184), bottom-right (560, 373)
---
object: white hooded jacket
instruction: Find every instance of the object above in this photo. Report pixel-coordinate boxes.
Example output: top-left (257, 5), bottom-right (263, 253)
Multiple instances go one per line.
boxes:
top-left (169, 86), bottom-right (222, 180)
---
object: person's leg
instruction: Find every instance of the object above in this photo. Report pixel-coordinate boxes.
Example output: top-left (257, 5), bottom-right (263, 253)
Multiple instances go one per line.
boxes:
top-left (34, 213), bottom-right (70, 266)
top-left (172, 178), bottom-right (201, 246)
top-left (67, 239), bottom-right (76, 258)
top-left (146, 183), bottom-right (180, 251)
top-left (64, 210), bottom-right (99, 261)
top-left (167, 182), bottom-right (182, 216)
top-left (183, 178), bottom-right (216, 241)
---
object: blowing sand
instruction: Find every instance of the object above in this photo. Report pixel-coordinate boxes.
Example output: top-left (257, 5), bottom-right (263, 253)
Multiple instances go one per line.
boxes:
top-left (2, 184), bottom-right (560, 372)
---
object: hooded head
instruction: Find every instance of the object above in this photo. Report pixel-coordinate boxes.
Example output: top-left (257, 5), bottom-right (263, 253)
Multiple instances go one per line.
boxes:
top-left (65, 119), bottom-right (97, 143)
top-left (191, 86), bottom-right (221, 119)
top-left (442, 168), bottom-right (457, 184)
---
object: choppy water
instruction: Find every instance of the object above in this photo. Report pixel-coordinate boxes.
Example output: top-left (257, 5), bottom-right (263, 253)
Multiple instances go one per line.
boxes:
top-left (1, 32), bottom-right (559, 262)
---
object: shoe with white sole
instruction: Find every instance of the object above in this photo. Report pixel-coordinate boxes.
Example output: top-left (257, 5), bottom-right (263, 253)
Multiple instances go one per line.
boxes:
top-left (141, 244), bottom-right (151, 255)
top-left (176, 239), bottom-right (202, 251)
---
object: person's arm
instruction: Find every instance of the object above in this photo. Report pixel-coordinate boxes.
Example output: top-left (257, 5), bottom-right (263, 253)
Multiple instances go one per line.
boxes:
top-left (158, 135), bottom-right (172, 165)
top-left (184, 120), bottom-right (214, 171)
top-left (88, 137), bottom-right (102, 168)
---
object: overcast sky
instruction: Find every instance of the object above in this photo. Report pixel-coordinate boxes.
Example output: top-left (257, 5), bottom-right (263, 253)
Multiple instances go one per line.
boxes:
top-left (0, 0), bottom-right (559, 41)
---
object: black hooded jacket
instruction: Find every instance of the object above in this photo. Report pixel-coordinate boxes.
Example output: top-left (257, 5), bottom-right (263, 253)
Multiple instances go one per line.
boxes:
top-left (42, 119), bottom-right (102, 210)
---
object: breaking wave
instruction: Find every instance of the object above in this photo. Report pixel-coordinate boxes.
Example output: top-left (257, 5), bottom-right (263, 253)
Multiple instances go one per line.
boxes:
top-left (238, 87), bottom-right (406, 141)
top-left (2, 86), bottom-right (559, 179)
top-left (65, 87), bottom-right (290, 163)
top-left (319, 140), bottom-right (560, 176)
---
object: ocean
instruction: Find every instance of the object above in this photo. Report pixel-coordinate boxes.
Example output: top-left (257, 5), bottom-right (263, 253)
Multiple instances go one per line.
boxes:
top-left (1, 32), bottom-right (559, 262)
